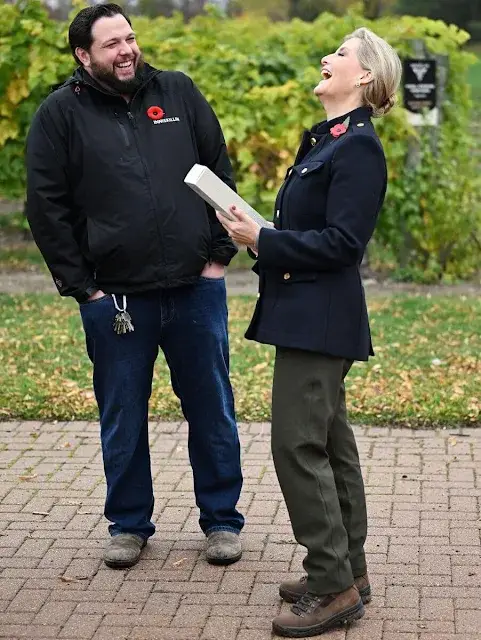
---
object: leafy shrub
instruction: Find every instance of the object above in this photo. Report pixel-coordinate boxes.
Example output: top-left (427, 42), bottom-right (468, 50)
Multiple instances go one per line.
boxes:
top-left (0, 1), bottom-right (479, 279)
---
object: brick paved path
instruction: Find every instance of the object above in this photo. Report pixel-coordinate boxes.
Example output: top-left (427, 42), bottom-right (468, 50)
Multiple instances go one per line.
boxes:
top-left (0, 421), bottom-right (480, 640)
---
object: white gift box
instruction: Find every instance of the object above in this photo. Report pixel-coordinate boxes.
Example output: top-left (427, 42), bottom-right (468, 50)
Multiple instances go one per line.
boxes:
top-left (184, 164), bottom-right (272, 228)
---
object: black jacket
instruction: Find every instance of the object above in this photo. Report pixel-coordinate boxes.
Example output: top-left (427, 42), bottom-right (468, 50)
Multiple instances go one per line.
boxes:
top-left (245, 107), bottom-right (387, 361)
top-left (26, 64), bottom-right (237, 302)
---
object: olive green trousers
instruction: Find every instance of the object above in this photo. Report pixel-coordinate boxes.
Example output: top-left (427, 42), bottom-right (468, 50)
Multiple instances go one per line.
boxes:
top-left (271, 347), bottom-right (368, 595)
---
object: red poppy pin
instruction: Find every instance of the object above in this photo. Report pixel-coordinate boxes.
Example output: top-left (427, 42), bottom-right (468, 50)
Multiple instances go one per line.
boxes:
top-left (147, 106), bottom-right (164, 120)
top-left (330, 116), bottom-right (350, 138)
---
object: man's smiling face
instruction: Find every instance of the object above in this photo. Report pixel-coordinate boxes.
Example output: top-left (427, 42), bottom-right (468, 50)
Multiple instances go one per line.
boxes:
top-left (76, 13), bottom-right (143, 94)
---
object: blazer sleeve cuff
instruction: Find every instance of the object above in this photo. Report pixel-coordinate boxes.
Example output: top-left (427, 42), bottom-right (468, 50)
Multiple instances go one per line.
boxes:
top-left (256, 227), bottom-right (278, 268)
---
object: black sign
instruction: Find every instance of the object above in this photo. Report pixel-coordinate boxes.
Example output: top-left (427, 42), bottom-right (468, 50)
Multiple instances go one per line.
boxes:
top-left (403, 59), bottom-right (437, 113)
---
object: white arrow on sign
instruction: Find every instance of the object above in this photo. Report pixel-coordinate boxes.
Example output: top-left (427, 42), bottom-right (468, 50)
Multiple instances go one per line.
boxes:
top-left (410, 62), bottom-right (431, 82)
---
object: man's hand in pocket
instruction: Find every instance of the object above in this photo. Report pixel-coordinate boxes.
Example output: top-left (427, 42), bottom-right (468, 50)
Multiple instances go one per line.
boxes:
top-left (201, 262), bottom-right (225, 279)
top-left (88, 290), bottom-right (106, 301)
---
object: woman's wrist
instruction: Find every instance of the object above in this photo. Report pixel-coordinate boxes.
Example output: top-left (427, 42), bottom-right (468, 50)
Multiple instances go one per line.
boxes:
top-left (254, 228), bottom-right (261, 250)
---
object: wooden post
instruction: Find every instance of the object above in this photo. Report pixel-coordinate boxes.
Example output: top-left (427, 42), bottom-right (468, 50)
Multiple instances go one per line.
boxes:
top-left (405, 39), bottom-right (426, 171)
top-left (432, 53), bottom-right (448, 150)
top-left (400, 40), bottom-right (447, 269)
top-left (402, 40), bottom-right (426, 268)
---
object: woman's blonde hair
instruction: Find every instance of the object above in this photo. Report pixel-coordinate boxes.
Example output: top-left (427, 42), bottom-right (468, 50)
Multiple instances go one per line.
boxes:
top-left (344, 27), bottom-right (402, 117)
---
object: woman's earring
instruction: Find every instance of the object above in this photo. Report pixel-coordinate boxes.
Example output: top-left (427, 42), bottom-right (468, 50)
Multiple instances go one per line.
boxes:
top-left (355, 79), bottom-right (361, 88)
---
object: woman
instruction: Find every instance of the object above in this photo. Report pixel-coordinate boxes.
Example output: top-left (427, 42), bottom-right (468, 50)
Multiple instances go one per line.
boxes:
top-left (217, 27), bottom-right (402, 638)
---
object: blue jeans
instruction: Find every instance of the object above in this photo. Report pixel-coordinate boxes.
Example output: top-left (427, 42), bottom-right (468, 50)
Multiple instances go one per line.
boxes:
top-left (79, 277), bottom-right (244, 539)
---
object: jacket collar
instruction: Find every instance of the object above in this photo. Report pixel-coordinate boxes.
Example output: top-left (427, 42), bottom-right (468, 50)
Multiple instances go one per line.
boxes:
top-left (312, 106), bottom-right (372, 135)
top-left (293, 106), bottom-right (372, 165)
top-left (60, 62), bottom-right (160, 97)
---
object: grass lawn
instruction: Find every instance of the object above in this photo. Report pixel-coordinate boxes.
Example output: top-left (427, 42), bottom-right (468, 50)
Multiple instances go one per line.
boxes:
top-left (0, 293), bottom-right (479, 427)
top-left (0, 244), bottom-right (47, 272)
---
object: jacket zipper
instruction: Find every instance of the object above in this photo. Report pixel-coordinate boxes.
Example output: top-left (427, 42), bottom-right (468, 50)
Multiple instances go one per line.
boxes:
top-left (117, 121), bottom-right (130, 147)
top-left (125, 110), bottom-right (168, 282)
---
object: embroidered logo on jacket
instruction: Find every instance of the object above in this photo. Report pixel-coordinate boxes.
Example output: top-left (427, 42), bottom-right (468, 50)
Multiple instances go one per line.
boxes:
top-left (153, 117), bottom-right (180, 125)
top-left (146, 105), bottom-right (180, 125)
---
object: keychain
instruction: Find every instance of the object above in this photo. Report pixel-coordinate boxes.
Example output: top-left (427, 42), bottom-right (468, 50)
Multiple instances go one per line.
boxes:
top-left (112, 294), bottom-right (134, 335)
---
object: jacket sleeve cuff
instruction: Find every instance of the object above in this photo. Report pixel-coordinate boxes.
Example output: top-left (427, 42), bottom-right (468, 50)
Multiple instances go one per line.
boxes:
top-left (256, 227), bottom-right (278, 268)
top-left (74, 286), bottom-right (99, 304)
top-left (210, 242), bottom-right (238, 266)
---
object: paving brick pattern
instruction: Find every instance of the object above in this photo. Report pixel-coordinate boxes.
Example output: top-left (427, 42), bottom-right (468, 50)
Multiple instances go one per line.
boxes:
top-left (1, 421), bottom-right (481, 639)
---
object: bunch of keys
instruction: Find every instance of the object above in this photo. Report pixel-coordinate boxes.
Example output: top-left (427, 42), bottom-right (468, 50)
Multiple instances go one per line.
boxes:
top-left (112, 294), bottom-right (135, 335)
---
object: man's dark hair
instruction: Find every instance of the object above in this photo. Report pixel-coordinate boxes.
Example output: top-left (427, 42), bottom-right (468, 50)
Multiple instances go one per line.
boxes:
top-left (68, 3), bottom-right (132, 65)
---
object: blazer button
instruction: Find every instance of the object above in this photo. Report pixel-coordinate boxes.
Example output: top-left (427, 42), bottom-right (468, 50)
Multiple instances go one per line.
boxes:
top-left (301, 168), bottom-right (308, 174)
top-left (283, 272), bottom-right (291, 280)
top-left (310, 137), bottom-right (317, 146)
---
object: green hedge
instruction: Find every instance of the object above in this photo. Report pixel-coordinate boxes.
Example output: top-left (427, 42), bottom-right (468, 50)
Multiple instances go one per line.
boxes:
top-left (1, 1), bottom-right (480, 280)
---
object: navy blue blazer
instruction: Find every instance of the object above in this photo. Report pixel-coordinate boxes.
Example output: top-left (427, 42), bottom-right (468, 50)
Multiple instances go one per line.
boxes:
top-left (245, 106), bottom-right (387, 361)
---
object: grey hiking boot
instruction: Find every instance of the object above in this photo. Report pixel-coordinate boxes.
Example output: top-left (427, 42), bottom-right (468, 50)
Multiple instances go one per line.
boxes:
top-left (206, 531), bottom-right (242, 565)
top-left (103, 533), bottom-right (147, 569)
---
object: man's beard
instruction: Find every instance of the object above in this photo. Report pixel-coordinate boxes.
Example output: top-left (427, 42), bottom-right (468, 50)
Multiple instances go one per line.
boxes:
top-left (90, 55), bottom-right (145, 95)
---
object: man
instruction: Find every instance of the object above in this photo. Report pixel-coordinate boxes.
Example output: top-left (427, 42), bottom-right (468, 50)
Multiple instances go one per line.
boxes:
top-left (26, 3), bottom-right (244, 569)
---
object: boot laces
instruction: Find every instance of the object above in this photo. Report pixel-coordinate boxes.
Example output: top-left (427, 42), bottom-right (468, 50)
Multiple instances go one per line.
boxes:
top-left (292, 592), bottom-right (323, 617)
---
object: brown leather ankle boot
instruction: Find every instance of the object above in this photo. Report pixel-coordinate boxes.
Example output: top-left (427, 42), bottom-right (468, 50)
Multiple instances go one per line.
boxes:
top-left (280, 573), bottom-right (371, 605)
top-left (273, 586), bottom-right (364, 637)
